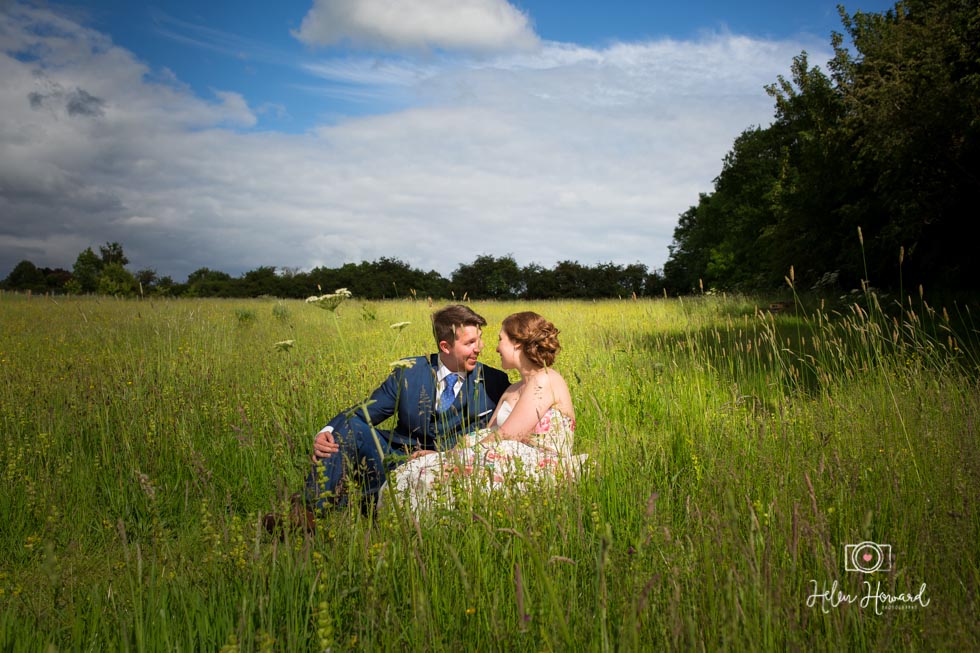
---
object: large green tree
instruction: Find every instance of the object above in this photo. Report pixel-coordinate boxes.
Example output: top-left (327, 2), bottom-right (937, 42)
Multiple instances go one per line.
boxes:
top-left (664, 0), bottom-right (980, 293)
top-left (2, 260), bottom-right (47, 292)
top-left (185, 268), bottom-right (234, 297)
top-left (831, 0), bottom-right (980, 288)
top-left (450, 255), bottom-right (524, 300)
top-left (762, 52), bottom-right (865, 289)
top-left (97, 263), bottom-right (137, 296)
top-left (240, 266), bottom-right (280, 297)
top-left (99, 242), bottom-right (129, 267)
top-left (71, 247), bottom-right (103, 293)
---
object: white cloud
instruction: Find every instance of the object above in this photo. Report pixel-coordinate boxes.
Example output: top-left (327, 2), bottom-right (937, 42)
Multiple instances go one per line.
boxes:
top-left (293, 0), bottom-right (540, 53)
top-left (0, 3), bottom-right (828, 282)
top-left (212, 90), bottom-right (258, 127)
top-left (303, 57), bottom-right (439, 87)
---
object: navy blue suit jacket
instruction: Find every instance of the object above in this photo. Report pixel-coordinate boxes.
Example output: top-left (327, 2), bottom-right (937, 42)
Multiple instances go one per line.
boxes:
top-left (327, 354), bottom-right (510, 451)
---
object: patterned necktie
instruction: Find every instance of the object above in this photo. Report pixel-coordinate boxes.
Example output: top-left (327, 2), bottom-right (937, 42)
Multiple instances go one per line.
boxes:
top-left (439, 373), bottom-right (458, 412)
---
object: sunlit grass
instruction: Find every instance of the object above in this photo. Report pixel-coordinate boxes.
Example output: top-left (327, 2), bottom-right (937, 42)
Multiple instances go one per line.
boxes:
top-left (0, 291), bottom-right (977, 650)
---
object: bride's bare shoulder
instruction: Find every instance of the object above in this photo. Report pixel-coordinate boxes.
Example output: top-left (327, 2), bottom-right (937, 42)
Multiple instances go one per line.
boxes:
top-left (542, 368), bottom-right (569, 389)
top-left (542, 369), bottom-right (574, 414)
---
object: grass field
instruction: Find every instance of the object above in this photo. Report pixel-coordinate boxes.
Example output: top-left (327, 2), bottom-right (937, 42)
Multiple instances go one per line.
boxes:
top-left (1, 290), bottom-right (978, 651)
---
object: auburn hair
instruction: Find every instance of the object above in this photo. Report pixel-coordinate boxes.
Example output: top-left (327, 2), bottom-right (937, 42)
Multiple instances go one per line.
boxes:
top-left (501, 311), bottom-right (561, 367)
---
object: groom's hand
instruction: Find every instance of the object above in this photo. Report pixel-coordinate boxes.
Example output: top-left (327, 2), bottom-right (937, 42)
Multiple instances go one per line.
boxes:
top-left (312, 429), bottom-right (340, 459)
top-left (409, 449), bottom-right (437, 460)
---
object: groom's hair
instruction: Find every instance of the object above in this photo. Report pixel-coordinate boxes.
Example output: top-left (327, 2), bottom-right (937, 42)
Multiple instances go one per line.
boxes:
top-left (432, 305), bottom-right (487, 346)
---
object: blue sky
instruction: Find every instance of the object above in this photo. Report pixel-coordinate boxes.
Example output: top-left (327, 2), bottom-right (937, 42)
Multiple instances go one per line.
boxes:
top-left (77, 0), bottom-right (880, 131)
top-left (0, 0), bottom-right (896, 282)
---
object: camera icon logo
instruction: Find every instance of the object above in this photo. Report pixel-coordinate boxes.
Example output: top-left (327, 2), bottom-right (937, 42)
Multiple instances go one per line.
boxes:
top-left (844, 541), bottom-right (892, 573)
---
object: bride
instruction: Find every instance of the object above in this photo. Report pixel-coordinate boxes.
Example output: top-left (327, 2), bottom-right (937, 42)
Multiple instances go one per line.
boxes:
top-left (379, 311), bottom-right (585, 512)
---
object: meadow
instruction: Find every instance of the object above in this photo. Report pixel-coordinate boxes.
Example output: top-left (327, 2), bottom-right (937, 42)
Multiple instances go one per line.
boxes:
top-left (0, 289), bottom-right (977, 651)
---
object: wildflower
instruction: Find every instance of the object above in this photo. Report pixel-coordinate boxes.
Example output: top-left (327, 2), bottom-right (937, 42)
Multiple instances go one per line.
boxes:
top-left (306, 288), bottom-right (352, 312)
top-left (135, 470), bottom-right (156, 500)
top-left (389, 321), bottom-right (411, 330)
top-left (465, 607), bottom-right (476, 615)
top-left (389, 358), bottom-right (416, 370)
top-left (273, 339), bottom-right (295, 352)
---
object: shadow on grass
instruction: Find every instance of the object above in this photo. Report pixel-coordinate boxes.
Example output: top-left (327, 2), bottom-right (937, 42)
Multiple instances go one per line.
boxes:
top-left (636, 294), bottom-right (980, 409)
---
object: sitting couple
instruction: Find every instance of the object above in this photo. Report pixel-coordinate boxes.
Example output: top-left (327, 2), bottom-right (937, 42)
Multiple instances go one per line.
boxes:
top-left (283, 304), bottom-right (581, 527)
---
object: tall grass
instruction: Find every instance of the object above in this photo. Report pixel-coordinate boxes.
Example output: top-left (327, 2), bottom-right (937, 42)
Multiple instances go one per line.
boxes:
top-left (0, 291), bottom-right (977, 650)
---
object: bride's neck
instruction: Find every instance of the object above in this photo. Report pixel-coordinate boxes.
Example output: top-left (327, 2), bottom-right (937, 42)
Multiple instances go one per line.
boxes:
top-left (518, 364), bottom-right (545, 383)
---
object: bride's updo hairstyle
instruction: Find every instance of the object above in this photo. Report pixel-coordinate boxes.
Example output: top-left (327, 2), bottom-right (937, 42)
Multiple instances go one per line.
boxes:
top-left (502, 312), bottom-right (561, 368)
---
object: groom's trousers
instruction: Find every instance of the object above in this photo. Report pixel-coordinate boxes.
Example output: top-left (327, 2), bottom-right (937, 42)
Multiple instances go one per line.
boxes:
top-left (303, 412), bottom-right (405, 512)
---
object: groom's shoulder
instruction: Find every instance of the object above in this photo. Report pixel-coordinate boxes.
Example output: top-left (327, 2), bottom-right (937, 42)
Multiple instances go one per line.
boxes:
top-left (477, 364), bottom-right (509, 401)
top-left (477, 363), bottom-right (509, 384)
top-left (403, 354), bottom-right (436, 371)
top-left (387, 355), bottom-right (435, 377)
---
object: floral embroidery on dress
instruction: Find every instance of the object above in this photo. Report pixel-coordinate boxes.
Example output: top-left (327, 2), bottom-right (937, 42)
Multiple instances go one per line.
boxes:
top-left (535, 412), bottom-right (552, 434)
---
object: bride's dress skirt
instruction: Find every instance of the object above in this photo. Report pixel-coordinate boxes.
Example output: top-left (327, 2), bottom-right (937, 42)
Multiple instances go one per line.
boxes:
top-left (380, 409), bottom-right (587, 512)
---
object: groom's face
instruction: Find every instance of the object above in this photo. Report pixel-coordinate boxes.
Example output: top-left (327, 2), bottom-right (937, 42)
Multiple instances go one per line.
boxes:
top-left (440, 325), bottom-right (484, 373)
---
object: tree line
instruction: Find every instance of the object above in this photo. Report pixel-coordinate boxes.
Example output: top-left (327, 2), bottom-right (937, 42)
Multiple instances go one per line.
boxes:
top-left (663, 0), bottom-right (980, 294)
top-left (1, 246), bottom-right (665, 300)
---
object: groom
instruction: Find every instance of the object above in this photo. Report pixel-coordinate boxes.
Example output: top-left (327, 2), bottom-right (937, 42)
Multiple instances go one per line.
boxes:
top-left (301, 304), bottom-right (510, 518)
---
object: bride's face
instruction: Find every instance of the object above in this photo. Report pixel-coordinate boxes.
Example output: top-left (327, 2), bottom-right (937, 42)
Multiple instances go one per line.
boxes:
top-left (496, 329), bottom-right (521, 370)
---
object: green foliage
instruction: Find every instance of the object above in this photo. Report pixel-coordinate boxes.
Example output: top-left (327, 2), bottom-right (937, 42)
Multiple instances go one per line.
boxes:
top-left (66, 241), bottom-right (135, 296)
top-left (451, 254), bottom-right (524, 299)
top-left (234, 308), bottom-right (257, 325)
top-left (153, 276), bottom-right (178, 296)
top-left (307, 257), bottom-right (450, 300)
top-left (134, 268), bottom-right (158, 294)
top-left (1, 260), bottom-right (47, 292)
top-left (832, 0), bottom-right (980, 288)
top-left (240, 266), bottom-right (279, 297)
top-left (186, 268), bottom-right (234, 297)
top-left (271, 302), bottom-right (290, 322)
top-left (66, 255), bottom-right (671, 300)
top-left (33, 241), bottom-right (669, 300)
top-left (97, 263), bottom-right (138, 297)
top-left (99, 241), bottom-right (129, 267)
top-left (665, 0), bottom-right (980, 293)
top-left (71, 247), bottom-right (103, 293)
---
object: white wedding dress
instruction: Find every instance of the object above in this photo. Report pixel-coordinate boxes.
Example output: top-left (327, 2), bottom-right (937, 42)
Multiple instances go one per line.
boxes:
top-left (379, 401), bottom-right (586, 512)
